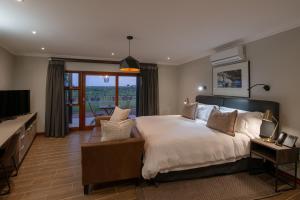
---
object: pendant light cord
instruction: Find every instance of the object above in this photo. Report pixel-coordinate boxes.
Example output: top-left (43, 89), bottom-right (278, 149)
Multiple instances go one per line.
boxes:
top-left (128, 39), bottom-right (131, 56)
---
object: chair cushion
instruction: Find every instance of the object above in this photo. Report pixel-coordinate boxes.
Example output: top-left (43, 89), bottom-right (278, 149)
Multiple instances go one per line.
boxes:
top-left (110, 106), bottom-right (131, 122)
top-left (101, 119), bottom-right (134, 142)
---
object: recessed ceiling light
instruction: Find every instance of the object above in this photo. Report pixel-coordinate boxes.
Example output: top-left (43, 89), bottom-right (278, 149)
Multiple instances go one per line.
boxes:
top-left (167, 57), bottom-right (171, 60)
top-left (111, 52), bottom-right (115, 56)
top-left (41, 47), bottom-right (45, 51)
top-left (32, 30), bottom-right (37, 35)
top-left (16, 0), bottom-right (24, 2)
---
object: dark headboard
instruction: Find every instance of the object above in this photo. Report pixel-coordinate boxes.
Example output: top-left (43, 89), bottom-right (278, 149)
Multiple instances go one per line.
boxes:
top-left (196, 95), bottom-right (280, 120)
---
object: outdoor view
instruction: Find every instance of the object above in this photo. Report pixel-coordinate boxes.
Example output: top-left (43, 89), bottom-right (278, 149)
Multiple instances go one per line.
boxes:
top-left (65, 73), bottom-right (137, 127)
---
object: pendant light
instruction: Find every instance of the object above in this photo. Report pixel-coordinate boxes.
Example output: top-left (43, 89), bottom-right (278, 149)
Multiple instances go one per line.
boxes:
top-left (120, 35), bottom-right (140, 72)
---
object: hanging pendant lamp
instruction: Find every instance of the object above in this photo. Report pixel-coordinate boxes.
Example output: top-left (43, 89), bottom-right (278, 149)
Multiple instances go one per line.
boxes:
top-left (120, 35), bottom-right (140, 72)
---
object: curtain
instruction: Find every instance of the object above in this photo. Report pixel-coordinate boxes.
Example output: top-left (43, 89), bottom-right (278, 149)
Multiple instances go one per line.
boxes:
top-left (138, 64), bottom-right (159, 116)
top-left (45, 60), bottom-right (68, 137)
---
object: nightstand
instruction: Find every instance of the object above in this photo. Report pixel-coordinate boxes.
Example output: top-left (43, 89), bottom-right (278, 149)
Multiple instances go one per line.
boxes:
top-left (249, 138), bottom-right (298, 192)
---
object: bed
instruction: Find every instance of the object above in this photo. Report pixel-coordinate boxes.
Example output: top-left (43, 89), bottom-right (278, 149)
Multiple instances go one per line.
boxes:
top-left (136, 95), bottom-right (279, 180)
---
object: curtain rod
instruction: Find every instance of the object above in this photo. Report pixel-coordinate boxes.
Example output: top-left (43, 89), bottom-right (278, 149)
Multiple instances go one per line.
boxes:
top-left (50, 57), bottom-right (157, 66)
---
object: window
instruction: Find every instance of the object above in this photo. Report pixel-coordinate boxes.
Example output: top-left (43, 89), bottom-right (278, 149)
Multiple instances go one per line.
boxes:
top-left (64, 71), bottom-right (138, 129)
top-left (64, 72), bottom-right (81, 128)
top-left (118, 76), bottom-right (137, 116)
top-left (85, 75), bottom-right (117, 125)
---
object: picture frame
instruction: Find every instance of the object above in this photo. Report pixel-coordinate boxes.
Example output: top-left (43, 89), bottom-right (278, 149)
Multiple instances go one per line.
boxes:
top-left (213, 61), bottom-right (249, 97)
top-left (275, 132), bottom-right (287, 146)
top-left (282, 134), bottom-right (298, 148)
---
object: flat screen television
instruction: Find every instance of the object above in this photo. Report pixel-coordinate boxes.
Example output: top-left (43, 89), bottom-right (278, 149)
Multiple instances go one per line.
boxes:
top-left (0, 90), bottom-right (30, 121)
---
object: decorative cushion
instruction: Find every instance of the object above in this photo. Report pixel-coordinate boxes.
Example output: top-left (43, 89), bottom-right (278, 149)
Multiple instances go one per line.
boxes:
top-left (219, 106), bottom-right (263, 138)
top-left (110, 106), bottom-right (131, 122)
top-left (206, 107), bottom-right (238, 136)
top-left (235, 112), bottom-right (263, 138)
top-left (101, 119), bottom-right (134, 142)
top-left (182, 103), bottom-right (198, 120)
top-left (197, 104), bottom-right (218, 121)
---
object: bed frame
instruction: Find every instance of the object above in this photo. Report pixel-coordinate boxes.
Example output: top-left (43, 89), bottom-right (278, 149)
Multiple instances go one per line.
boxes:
top-left (154, 95), bottom-right (280, 182)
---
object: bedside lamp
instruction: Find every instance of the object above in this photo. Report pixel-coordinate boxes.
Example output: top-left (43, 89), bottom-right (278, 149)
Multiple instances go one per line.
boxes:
top-left (261, 110), bottom-right (279, 143)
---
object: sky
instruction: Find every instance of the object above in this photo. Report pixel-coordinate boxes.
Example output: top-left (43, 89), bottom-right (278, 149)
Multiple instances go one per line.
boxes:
top-left (71, 74), bottom-right (136, 87)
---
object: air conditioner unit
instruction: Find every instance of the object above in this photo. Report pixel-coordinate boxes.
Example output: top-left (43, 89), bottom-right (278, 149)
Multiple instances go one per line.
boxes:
top-left (210, 46), bottom-right (245, 66)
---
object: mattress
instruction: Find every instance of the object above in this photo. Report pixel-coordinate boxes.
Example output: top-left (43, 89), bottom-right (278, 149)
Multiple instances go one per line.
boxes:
top-left (135, 115), bottom-right (251, 179)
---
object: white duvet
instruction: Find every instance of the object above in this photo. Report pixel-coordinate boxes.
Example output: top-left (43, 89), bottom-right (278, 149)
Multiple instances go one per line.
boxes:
top-left (135, 115), bottom-right (251, 179)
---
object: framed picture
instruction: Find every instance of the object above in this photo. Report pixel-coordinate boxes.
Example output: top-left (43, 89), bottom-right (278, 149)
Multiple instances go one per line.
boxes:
top-left (282, 134), bottom-right (298, 148)
top-left (213, 61), bottom-right (249, 97)
top-left (275, 132), bottom-right (287, 146)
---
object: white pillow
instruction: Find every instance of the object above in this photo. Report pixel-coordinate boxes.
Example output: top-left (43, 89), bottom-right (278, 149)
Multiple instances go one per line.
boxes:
top-left (110, 106), bottom-right (131, 122)
top-left (235, 112), bottom-right (263, 138)
top-left (220, 106), bottom-right (247, 113)
top-left (101, 119), bottom-right (134, 142)
top-left (196, 103), bottom-right (217, 121)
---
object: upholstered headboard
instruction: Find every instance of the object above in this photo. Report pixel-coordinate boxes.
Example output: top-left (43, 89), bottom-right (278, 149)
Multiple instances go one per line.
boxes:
top-left (195, 95), bottom-right (280, 120)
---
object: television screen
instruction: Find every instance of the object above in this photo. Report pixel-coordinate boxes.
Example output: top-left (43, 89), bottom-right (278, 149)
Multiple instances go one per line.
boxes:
top-left (0, 90), bottom-right (30, 120)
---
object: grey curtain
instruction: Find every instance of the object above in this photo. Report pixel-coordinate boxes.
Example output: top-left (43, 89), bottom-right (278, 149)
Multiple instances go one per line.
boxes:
top-left (138, 64), bottom-right (159, 116)
top-left (45, 60), bottom-right (68, 137)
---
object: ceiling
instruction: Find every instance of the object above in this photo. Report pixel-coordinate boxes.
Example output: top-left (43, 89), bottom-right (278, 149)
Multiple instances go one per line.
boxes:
top-left (1, 0), bottom-right (300, 65)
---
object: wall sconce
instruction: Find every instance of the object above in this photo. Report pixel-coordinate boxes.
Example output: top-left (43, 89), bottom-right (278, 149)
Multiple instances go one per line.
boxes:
top-left (198, 85), bottom-right (207, 91)
top-left (248, 84), bottom-right (270, 91)
top-left (184, 98), bottom-right (190, 104)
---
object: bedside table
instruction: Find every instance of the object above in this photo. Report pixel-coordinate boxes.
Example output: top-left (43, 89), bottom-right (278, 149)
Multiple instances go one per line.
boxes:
top-left (249, 138), bottom-right (298, 192)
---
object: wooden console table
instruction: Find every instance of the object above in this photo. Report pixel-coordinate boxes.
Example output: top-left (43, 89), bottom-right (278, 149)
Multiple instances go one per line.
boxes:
top-left (0, 113), bottom-right (37, 166)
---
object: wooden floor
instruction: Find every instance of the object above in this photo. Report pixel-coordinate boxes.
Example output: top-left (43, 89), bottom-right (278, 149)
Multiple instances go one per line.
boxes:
top-left (0, 131), bottom-right (300, 200)
top-left (0, 131), bottom-right (137, 200)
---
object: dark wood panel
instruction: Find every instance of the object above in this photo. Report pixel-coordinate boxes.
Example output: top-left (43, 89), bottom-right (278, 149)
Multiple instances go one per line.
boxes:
top-left (196, 95), bottom-right (280, 120)
top-left (51, 57), bottom-right (157, 67)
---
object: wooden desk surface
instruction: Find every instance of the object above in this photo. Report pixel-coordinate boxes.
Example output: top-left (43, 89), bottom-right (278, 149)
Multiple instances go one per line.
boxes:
top-left (0, 113), bottom-right (36, 146)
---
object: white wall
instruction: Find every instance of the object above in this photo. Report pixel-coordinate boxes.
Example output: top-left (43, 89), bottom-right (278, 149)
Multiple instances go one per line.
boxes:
top-left (177, 57), bottom-right (212, 113)
top-left (0, 46), bottom-right (14, 90)
top-left (158, 65), bottom-right (178, 115)
top-left (13, 56), bottom-right (49, 132)
top-left (177, 26), bottom-right (300, 138)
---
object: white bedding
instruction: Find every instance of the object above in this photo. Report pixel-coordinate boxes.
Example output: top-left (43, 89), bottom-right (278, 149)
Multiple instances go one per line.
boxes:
top-left (135, 115), bottom-right (251, 179)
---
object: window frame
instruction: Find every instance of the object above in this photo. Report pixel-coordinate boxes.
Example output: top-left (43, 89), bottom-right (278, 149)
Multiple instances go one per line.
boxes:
top-left (64, 70), bottom-right (138, 130)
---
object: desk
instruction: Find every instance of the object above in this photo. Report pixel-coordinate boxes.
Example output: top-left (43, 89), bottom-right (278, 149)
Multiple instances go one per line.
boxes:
top-left (0, 113), bottom-right (37, 165)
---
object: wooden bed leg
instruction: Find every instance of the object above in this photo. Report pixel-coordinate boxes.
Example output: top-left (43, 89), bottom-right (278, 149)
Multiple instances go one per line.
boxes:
top-left (135, 178), bottom-right (143, 186)
top-left (149, 179), bottom-right (159, 187)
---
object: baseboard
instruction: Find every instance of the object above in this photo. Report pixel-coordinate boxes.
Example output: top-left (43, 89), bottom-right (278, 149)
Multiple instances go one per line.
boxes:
top-left (36, 132), bottom-right (45, 135)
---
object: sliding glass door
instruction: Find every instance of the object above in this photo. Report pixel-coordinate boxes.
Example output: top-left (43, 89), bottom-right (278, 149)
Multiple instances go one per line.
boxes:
top-left (84, 75), bottom-right (117, 126)
top-left (65, 71), bottom-right (138, 129)
top-left (64, 72), bottom-right (81, 129)
top-left (118, 76), bottom-right (137, 117)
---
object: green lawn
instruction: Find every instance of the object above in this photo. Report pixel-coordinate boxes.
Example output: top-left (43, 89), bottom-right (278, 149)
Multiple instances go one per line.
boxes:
top-left (68, 86), bottom-right (137, 116)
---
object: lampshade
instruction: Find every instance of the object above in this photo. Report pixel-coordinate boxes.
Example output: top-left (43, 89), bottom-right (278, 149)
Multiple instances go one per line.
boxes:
top-left (263, 109), bottom-right (273, 122)
top-left (120, 35), bottom-right (140, 72)
top-left (120, 56), bottom-right (140, 72)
